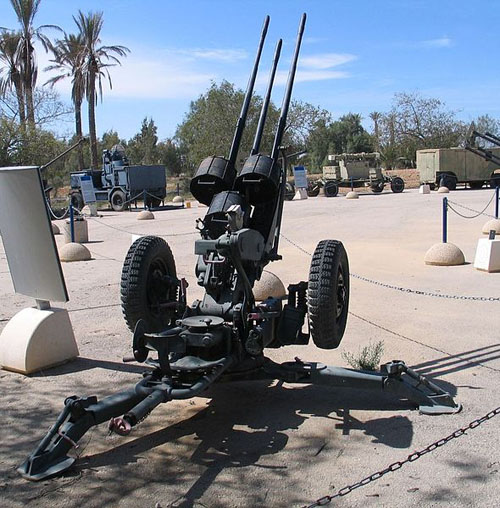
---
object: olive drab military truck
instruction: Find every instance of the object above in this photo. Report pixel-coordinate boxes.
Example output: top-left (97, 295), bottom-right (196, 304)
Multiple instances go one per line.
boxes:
top-left (417, 146), bottom-right (500, 190)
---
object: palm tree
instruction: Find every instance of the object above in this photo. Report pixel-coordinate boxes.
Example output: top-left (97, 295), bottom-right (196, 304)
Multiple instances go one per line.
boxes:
top-left (369, 111), bottom-right (381, 152)
top-left (45, 33), bottom-right (86, 169)
top-left (8, 0), bottom-right (61, 126)
top-left (0, 30), bottom-right (26, 127)
top-left (74, 11), bottom-right (129, 168)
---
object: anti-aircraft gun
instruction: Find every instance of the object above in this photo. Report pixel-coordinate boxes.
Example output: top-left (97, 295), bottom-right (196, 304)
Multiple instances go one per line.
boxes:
top-left (18, 14), bottom-right (460, 482)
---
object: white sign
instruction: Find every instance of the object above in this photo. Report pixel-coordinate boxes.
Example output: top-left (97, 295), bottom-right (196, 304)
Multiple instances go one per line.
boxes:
top-left (79, 175), bottom-right (96, 203)
top-left (0, 166), bottom-right (69, 302)
top-left (293, 165), bottom-right (308, 188)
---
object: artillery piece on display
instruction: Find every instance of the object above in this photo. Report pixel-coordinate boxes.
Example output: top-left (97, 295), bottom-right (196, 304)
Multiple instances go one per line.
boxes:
top-left (18, 14), bottom-right (460, 481)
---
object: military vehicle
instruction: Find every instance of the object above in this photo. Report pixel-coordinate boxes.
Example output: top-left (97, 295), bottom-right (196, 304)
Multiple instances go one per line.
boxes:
top-left (18, 14), bottom-right (459, 482)
top-left (318, 152), bottom-right (405, 197)
top-left (418, 144), bottom-right (500, 190)
top-left (69, 144), bottom-right (166, 211)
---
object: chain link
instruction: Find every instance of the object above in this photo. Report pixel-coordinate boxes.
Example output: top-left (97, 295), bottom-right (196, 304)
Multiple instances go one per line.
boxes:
top-left (448, 191), bottom-right (497, 219)
top-left (303, 407), bottom-right (500, 508)
top-left (279, 234), bottom-right (500, 302)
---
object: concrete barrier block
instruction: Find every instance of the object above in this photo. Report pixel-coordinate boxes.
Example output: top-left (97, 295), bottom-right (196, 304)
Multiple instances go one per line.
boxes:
top-left (0, 307), bottom-right (79, 374)
top-left (474, 238), bottom-right (500, 272)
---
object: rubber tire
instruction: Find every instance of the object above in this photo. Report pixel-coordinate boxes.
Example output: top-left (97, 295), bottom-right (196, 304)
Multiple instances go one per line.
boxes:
top-left (307, 184), bottom-right (320, 197)
top-left (284, 182), bottom-right (295, 201)
top-left (469, 181), bottom-right (483, 190)
top-left (490, 175), bottom-right (500, 189)
top-left (121, 235), bottom-right (178, 332)
top-left (390, 177), bottom-right (405, 193)
top-left (307, 240), bottom-right (349, 349)
top-left (440, 174), bottom-right (456, 191)
top-left (324, 181), bottom-right (339, 197)
top-left (371, 182), bottom-right (384, 193)
top-left (111, 189), bottom-right (127, 212)
top-left (70, 191), bottom-right (84, 210)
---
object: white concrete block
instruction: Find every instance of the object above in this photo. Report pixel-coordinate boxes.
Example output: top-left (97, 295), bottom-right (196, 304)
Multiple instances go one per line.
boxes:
top-left (474, 238), bottom-right (500, 272)
top-left (0, 307), bottom-right (79, 374)
top-left (293, 188), bottom-right (308, 200)
top-left (63, 218), bottom-right (88, 243)
top-left (419, 184), bottom-right (430, 194)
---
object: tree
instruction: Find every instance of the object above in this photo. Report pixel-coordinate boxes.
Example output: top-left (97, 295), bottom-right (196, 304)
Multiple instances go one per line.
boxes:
top-left (176, 80), bottom-right (280, 173)
top-left (128, 118), bottom-right (159, 164)
top-left (74, 10), bottom-right (129, 168)
top-left (385, 92), bottom-right (465, 161)
top-left (7, 0), bottom-right (61, 126)
top-left (157, 138), bottom-right (182, 175)
top-left (0, 30), bottom-right (25, 126)
top-left (45, 32), bottom-right (86, 169)
top-left (369, 111), bottom-right (382, 152)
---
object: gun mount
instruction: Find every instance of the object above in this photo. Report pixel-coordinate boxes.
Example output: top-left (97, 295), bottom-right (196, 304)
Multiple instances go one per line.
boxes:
top-left (18, 14), bottom-right (460, 482)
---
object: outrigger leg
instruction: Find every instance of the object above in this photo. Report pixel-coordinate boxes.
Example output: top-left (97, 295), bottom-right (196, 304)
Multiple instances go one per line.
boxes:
top-left (18, 356), bottom-right (233, 481)
top-left (257, 358), bottom-right (462, 415)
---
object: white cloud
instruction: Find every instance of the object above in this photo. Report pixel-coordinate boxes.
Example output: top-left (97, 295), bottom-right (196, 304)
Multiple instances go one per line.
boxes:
top-left (421, 37), bottom-right (453, 48)
top-left (300, 53), bottom-right (357, 69)
top-left (173, 48), bottom-right (248, 62)
top-left (38, 45), bottom-right (221, 100)
top-left (271, 69), bottom-right (350, 86)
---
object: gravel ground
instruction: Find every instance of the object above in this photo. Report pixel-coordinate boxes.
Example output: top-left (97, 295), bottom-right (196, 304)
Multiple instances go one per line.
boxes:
top-left (0, 187), bottom-right (499, 508)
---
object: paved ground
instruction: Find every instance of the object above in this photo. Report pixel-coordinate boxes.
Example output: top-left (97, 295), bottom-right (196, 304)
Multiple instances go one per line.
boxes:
top-left (0, 187), bottom-right (499, 507)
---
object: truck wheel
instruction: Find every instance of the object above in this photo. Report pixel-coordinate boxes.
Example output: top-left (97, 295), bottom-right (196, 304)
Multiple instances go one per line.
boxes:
top-left (70, 191), bottom-right (84, 210)
top-left (307, 240), bottom-right (349, 349)
top-left (121, 236), bottom-right (178, 332)
top-left (440, 174), bottom-right (456, 191)
top-left (324, 181), bottom-right (339, 197)
top-left (284, 183), bottom-right (295, 200)
top-left (111, 190), bottom-right (127, 211)
top-left (390, 177), bottom-right (405, 193)
top-left (490, 174), bottom-right (500, 188)
top-left (469, 181), bottom-right (483, 190)
top-left (371, 182), bottom-right (384, 193)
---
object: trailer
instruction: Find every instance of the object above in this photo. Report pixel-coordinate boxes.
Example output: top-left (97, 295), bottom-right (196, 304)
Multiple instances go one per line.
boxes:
top-left (69, 145), bottom-right (167, 211)
top-left (309, 152), bottom-right (405, 197)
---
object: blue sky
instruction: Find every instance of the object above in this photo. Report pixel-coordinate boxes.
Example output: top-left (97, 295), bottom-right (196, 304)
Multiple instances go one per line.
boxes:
top-left (1, 0), bottom-right (499, 140)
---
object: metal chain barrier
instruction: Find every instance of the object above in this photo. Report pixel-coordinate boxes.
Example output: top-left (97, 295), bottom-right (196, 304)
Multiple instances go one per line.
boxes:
top-left (303, 406), bottom-right (500, 507)
top-left (447, 189), bottom-right (497, 219)
top-left (45, 197), bottom-right (70, 220)
top-left (279, 234), bottom-right (500, 302)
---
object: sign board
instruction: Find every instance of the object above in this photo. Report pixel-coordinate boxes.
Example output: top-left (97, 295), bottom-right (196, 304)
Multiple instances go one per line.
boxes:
top-left (79, 175), bottom-right (96, 203)
top-left (293, 165), bottom-right (308, 188)
top-left (0, 166), bottom-right (69, 302)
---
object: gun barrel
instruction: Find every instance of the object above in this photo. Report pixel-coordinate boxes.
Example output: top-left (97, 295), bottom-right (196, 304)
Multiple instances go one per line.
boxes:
top-left (271, 13), bottom-right (306, 161)
top-left (227, 15), bottom-right (270, 168)
top-left (484, 131), bottom-right (500, 147)
top-left (251, 38), bottom-right (282, 156)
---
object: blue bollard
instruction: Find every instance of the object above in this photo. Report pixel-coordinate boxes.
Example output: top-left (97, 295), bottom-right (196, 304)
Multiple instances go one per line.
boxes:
top-left (69, 203), bottom-right (75, 243)
top-left (442, 197), bottom-right (448, 243)
top-left (495, 186), bottom-right (499, 219)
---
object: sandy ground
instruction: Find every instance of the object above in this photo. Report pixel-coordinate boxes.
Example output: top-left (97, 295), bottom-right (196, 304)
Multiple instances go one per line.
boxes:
top-left (0, 187), bottom-right (499, 507)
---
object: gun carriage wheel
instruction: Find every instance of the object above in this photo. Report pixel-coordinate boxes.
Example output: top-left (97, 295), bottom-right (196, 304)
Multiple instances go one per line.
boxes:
top-left (371, 182), bottom-right (384, 193)
top-left (69, 190), bottom-right (84, 210)
top-left (121, 236), bottom-right (180, 332)
top-left (390, 176), bottom-right (405, 193)
top-left (324, 181), bottom-right (338, 197)
top-left (307, 239), bottom-right (349, 349)
top-left (284, 182), bottom-right (295, 200)
top-left (111, 189), bottom-right (127, 212)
